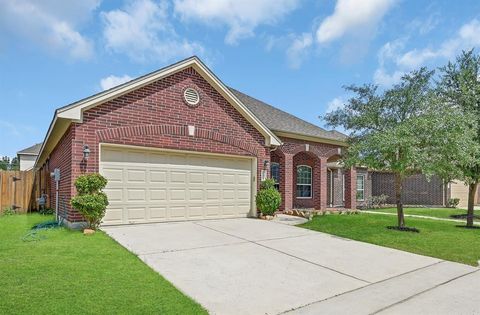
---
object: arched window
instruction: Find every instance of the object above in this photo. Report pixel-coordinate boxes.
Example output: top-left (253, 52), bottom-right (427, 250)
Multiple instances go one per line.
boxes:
top-left (270, 162), bottom-right (280, 190)
top-left (296, 165), bottom-right (312, 198)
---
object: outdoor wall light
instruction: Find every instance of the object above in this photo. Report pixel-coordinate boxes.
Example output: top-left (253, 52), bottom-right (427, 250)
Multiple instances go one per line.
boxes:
top-left (83, 145), bottom-right (91, 161)
top-left (263, 160), bottom-right (269, 169)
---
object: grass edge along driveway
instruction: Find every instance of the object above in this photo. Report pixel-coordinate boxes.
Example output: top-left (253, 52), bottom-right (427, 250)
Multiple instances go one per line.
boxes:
top-left (300, 213), bottom-right (480, 266)
top-left (0, 214), bottom-right (207, 315)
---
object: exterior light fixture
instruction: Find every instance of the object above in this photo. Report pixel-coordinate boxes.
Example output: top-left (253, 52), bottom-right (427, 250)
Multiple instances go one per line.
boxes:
top-left (83, 145), bottom-right (91, 161)
top-left (263, 160), bottom-right (269, 169)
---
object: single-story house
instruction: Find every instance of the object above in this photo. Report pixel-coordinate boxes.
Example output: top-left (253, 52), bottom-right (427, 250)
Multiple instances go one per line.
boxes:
top-left (17, 143), bottom-right (42, 171)
top-left (31, 56), bottom-right (479, 228)
top-left (33, 56), bottom-right (358, 228)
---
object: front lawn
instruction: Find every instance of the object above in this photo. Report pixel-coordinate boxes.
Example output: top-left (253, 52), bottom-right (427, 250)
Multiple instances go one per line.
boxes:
top-left (366, 207), bottom-right (479, 220)
top-left (300, 213), bottom-right (480, 266)
top-left (0, 214), bottom-right (206, 315)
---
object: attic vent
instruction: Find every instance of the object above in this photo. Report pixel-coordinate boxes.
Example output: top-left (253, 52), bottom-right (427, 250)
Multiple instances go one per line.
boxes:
top-left (184, 88), bottom-right (200, 106)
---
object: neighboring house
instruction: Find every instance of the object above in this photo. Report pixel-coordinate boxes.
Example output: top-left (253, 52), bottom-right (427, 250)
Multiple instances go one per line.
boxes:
top-left (33, 56), bottom-right (359, 228)
top-left (17, 143), bottom-right (42, 171)
top-left (372, 172), bottom-right (480, 208)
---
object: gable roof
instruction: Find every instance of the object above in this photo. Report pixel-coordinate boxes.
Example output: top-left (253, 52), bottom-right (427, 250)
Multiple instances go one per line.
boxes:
top-left (35, 56), bottom-right (282, 167)
top-left (17, 143), bottom-right (43, 156)
top-left (230, 88), bottom-right (347, 145)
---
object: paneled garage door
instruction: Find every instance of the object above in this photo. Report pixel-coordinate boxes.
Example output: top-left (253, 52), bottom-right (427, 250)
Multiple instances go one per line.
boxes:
top-left (100, 145), bottom-right (253, 225)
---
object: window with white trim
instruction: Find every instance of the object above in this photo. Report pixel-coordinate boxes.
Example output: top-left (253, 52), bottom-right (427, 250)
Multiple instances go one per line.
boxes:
top-left (356, 174), bottom-right (365, 201)
top-left (296, 165), bottom-right (312, 198)
top-left (270, 162), bottom-right (280, 190)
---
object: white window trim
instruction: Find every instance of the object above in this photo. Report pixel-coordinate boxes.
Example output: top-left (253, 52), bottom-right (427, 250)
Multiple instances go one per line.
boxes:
top-left (357, 174), bottom-right (365, 201)
top-left (296, 165), bottom-right (312, 199)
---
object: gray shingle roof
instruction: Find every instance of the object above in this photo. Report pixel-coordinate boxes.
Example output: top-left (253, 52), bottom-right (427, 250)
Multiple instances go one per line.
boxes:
top-left (229, 88), bottom-right (346, 142)
top-left (17, 143), bottom-right (43, 155)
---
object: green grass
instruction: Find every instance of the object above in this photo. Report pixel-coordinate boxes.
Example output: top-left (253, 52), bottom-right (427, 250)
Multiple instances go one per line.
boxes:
top-left (0, 214), bottom-right (206, 315)
top-left (366, 207), bottom-right (480, 220)
top-left (300, 213), bottom-right (480, 266)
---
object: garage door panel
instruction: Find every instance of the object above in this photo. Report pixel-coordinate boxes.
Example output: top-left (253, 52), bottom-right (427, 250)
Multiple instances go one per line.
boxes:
top-left (150, 189), bottom-right (167, 201)
top-left (171, 189), bottom-right (187, 201)
top-left (127, 189), bottom-right (146, 201)
top-left (189, 206), bottom-right (204, 217)
top-left (189, 189), bottom-right (204, 201)
top-left (149, 207), bottom-right (167, 220)
top-left (127, 207), bottom-right (146, 220)
top-left (105, 188), bottom-right (123, 202)
top-left (170, 206), bottom-right (187, 218)
top-left (150, 170), bottom-right (167, 183)
top-left (101, 146), bottom-right (252, 225)
top-left (102, 168), bottom-right (123, 182)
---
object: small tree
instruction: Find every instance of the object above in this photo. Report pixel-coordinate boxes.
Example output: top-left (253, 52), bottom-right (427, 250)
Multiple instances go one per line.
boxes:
top-left (437, 49), bottom-right (480, 228)
top-left (71, 173), bottom-right (109, 229)
top-left (324, 68), bottom-right (473, 229)
top-left (256, 179), bottom-right (282, 216)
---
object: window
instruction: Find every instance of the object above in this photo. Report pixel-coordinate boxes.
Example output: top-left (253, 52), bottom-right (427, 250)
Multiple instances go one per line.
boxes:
top-left (356, 174), bottom-right (365, 201)
top-left (296, 165), bottom-right (312, 198)
top-left (270, 162), bottom-right (280, 190)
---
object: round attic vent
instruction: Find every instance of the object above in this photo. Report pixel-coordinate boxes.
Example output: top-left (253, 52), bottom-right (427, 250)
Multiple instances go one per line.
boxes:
top-left (183, 88), bottom-right (200, 106)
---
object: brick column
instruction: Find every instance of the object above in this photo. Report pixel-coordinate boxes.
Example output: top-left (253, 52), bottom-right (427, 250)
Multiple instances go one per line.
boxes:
top-left (344, 167), bottom-right (357, 209)
top-left (319, 157), bottom-right (328, 210)
top-left (280, 153), bottom-right (294, 211)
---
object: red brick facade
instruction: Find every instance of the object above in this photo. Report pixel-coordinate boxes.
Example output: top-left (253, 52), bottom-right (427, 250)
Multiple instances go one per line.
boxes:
top-left (39, 65), bottom-right (357, 224)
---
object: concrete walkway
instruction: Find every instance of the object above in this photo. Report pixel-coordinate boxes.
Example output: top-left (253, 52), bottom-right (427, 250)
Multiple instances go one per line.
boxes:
top-left (103, 218), bottom-right (479, 315)
top-left (363, 210), bottom-right (480, 225)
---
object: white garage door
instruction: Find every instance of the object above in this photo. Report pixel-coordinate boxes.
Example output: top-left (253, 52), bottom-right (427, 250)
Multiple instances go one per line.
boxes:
top-left (100, 145), bottom-right (253, 225)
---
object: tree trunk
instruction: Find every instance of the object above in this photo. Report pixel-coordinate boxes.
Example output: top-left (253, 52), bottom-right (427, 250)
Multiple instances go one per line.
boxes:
top-left (394, 173), bottom-right (405, 228)
top-left (466, 182), bottom-right (478, 228)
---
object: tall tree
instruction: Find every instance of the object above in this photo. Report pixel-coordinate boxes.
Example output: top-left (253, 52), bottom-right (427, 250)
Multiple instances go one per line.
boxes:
top-left (0, 156), bottom-right (10, 171)
top-left (9, 157), bottom-right (19, 171)
top-left (437, 49), bottom-right (480, 228)
top-left (325, 68), bottom-right (475, 229)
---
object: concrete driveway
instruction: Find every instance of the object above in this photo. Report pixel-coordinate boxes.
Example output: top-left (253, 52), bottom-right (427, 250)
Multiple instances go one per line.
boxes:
top-left (103, 218), bottom-right (479, 315)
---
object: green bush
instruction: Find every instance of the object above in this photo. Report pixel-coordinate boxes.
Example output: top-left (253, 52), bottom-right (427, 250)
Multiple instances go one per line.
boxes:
top-left (39, 208), bottom-right (54, 215)
top-left (2, 207), bottom-right (16, 216)
top-left (447, 198), bottom-right (460, 208)
top-left (256, 179), bottom-right (281, 216)
top-left (71, 173), bottom-right (109, 229)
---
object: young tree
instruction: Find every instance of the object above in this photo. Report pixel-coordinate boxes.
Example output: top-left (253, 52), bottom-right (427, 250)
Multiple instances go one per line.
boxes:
top-left (437, 49), bottom-right (480, 228)
top-left (324, 68), bottom-right (474, 229)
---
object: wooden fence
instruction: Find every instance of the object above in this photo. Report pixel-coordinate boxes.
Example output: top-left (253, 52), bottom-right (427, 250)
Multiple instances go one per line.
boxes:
top-left (0, 170), bottom-right (34, 214)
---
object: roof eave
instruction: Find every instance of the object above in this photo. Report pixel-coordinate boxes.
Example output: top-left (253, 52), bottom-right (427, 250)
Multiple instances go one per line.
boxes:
top-left (273, 130), bottom-right (348, 147)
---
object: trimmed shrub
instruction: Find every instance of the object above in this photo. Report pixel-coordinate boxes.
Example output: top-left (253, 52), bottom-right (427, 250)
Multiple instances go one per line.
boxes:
top-left (71, 173), bottom-right (109, 229)
top-left (447, 198), bottom-right (460, 208)
top-left (256, 179), bottom-right (281, 216)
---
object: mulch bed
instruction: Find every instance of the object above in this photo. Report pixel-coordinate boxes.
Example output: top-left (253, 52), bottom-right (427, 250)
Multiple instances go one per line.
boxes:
top-left (450, 214), bottom-right (480, 220)
top-left (387, 226), bottom-right (420, 233)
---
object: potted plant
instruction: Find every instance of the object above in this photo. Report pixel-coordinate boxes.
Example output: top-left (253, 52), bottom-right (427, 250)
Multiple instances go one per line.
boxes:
top-left (71, 173), bottom-right (109, 234)
top-left (256, 179), bottom-right (282, 219)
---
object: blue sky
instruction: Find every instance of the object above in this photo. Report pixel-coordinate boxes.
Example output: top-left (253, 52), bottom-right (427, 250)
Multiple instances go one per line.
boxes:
top-left (1, 0), bottom-right (479, 157)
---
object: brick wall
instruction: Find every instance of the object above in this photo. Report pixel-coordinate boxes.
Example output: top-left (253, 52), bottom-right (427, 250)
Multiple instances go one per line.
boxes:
top-left (47, 125), bottom-right (74, 220)
top-left (372, 172), bottom-right (445, 206)
top-left (47, 67), bottom-right (269, 222)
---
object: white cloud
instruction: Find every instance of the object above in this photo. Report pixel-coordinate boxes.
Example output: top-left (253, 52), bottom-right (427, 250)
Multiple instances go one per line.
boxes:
top-left (326, 97), bottom-right (345, 113)
top-left (316, 0), bottom-right (396, 44)
top-left (0, 0), bottom-right (97, 60)
top-left (173, 0), bottom-right (300, 45)
top-left (100, 75), bottom-right (133, 91)
top-left (102, 0), bottom-right (204, 63)
top-left (286, 33), bottom-right (313, 69)
top-left (374, 19), bottom-right (480, 87)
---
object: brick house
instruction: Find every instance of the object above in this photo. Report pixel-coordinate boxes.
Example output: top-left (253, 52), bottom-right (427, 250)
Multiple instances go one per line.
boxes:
top-left (34, 56), bottom-right (359, 228)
